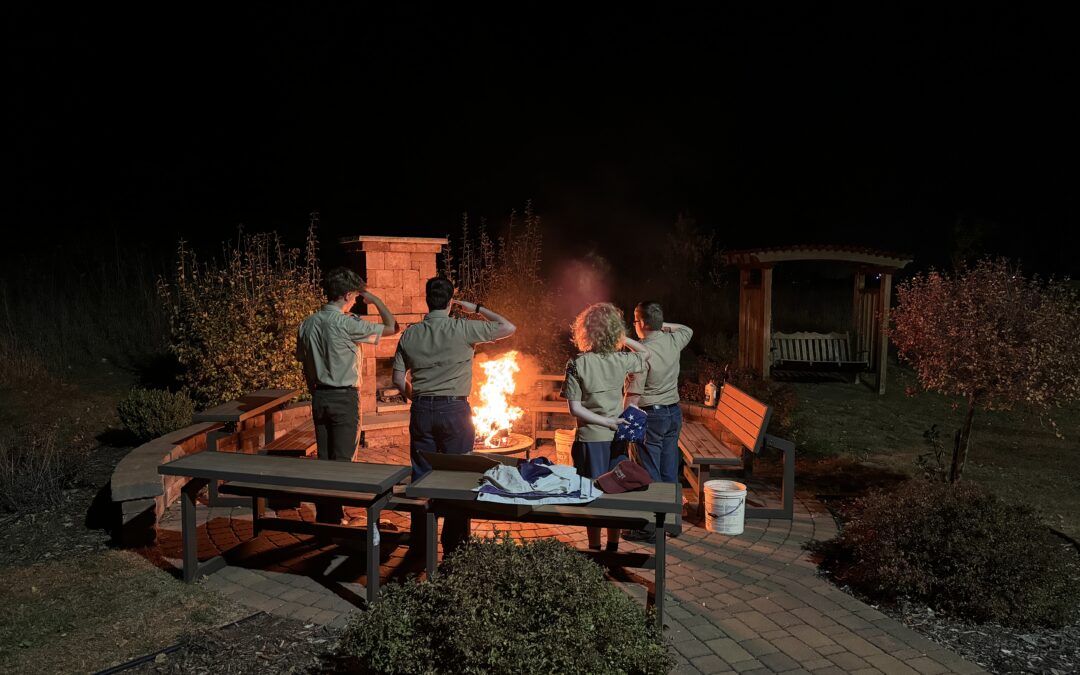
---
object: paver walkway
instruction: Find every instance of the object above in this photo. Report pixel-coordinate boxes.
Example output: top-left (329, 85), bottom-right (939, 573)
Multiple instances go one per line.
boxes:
top-left (154, 445), bottom-right (986, 674)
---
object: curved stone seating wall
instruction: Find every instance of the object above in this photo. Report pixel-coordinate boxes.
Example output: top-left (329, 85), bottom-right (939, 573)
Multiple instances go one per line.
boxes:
top-left (110, 402), bottom-right (313, 546)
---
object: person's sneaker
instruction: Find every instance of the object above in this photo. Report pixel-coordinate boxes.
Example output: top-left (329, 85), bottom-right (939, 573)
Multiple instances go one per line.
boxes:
top-left (623, 527), bottom-right (656, 544)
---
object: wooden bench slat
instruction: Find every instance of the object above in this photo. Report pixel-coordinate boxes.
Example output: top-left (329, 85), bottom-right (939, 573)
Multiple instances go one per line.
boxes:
top-left (263, 419), bottom-right (317, 456)
top-left (714, 406), bottom-right (761, 452)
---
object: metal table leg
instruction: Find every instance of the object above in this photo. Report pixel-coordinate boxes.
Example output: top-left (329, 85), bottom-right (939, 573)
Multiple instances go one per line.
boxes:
top-left (654, 512), bottom-right (667, 630)
top-left (180, 478), bottom-right (225, 582)
top-left (365, 491), bottom-right (391, 604)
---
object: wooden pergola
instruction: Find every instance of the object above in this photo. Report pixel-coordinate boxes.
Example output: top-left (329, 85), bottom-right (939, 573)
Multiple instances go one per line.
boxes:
top-left (723, 245), bottom-right (913, 394)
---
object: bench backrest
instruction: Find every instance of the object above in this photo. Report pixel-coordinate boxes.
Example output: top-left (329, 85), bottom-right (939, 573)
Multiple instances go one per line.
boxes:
top-left (772, 331), bottom-right (852, 363)
top-left (714, 384), bottom-right (771, 454)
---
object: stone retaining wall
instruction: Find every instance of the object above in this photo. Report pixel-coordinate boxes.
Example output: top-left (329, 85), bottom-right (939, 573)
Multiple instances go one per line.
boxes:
top-left (110, 402), bottom-right (313, 546)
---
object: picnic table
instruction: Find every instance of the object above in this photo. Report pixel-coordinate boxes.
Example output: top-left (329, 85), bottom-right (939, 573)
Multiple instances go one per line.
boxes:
top-left (158, 451), bottom-right (408, 603)
top-left (406, 468), bottom-right (679, 628)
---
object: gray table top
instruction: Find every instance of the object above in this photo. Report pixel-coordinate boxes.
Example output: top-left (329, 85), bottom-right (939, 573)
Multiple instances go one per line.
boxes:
top-left (159, 451), bottom-right (409, 494)
top-left (192, 389), bottom-right (301, 423)
top-left (405, 470), bottom-right (680, 514)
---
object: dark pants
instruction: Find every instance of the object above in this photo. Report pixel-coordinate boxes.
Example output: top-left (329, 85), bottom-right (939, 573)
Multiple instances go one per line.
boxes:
top-left (409, 398), bottom-right (474, 553)
top-left (312, 388), bottom-right (361, 523)
top-left (639, 403), bottom-right (683, 483)
top-left (571, 440), bottom-right (629, 479)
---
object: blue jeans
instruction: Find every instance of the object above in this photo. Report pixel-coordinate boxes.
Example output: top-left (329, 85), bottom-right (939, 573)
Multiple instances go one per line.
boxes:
top-left (408, 398), bottom-right (475, 481)
top-left (409, 398), bottom-right (474, 553)
top-left (639, 403), bottom-right (683, 483)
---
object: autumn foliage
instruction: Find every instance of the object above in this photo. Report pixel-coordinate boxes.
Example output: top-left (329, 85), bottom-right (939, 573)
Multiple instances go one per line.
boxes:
top-left (158, 222), bottom-right (323, 408)
top-left (891, 259), bottom-right (1080, 482)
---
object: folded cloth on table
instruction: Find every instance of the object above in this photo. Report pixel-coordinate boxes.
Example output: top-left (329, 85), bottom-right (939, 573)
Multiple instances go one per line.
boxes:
top-left (474, 457), bottom-right (603, 505)
top-left (613, 405), bottom-right (648, 442)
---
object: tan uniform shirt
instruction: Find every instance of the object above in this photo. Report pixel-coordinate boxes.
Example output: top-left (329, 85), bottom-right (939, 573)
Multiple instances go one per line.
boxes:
top-left (626, 327), bottom-right (693, 406)
top-left (296, 304), bottom-right (383, 390)
top-left (561, 351), bottom-right (647, 442)
top-left (392, 309), bottom-right (500, 396)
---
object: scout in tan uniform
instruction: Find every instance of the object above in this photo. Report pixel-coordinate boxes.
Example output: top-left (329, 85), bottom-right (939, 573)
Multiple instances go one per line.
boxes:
top-left (623, 301), bottom-right (693, 542)
top-left (296, 267), bottom-right (397, 523)
top-left (392, 277), bottom-right (516, 550)
top-left (562, 302), bottom-right (651, 551)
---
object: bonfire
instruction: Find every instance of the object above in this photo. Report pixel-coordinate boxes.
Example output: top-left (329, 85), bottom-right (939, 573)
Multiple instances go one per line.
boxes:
top-left (472, 351), bottom-right (525, 447)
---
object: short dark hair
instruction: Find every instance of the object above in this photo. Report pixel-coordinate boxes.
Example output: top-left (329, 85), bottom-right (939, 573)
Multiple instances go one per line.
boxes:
top-left (425, 277), bottom-right (454, 310)
top-left (636, 301), bottom-right (664, 331)
top-left (324, 267), bottom-right (365, 301)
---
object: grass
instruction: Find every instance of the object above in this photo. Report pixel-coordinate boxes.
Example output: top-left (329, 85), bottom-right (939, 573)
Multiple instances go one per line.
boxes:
top-left (0, 550), bottom-right (245, 674)
top-left (790, 364), bottom-right (1080, 540)
top-left (0, 362), bottom-right (246, 674)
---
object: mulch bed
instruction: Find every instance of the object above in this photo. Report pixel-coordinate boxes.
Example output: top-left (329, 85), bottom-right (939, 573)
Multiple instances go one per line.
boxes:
top-left (884, 600), bottom-right (1080, 675)
top-left (122, 612), bottom-right (344, 675)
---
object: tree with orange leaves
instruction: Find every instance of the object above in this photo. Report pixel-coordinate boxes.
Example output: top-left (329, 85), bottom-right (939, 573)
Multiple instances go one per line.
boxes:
top-left (891, 258), bottom-right (1080, 483)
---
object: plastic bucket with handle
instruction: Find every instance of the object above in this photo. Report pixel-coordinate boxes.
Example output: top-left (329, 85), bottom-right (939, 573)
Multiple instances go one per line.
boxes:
top-left (553, 428), bottom-right (575, 466)
top-left (703, 479), bottom-right (746, 535)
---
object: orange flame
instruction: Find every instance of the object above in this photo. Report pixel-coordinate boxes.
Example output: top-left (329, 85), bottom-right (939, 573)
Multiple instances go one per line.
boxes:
top-left (472, 351), bottom-right (524, 447)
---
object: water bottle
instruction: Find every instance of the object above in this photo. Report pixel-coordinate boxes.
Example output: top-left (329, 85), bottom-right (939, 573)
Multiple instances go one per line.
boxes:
top-left (704, 380), bottom-right (718, 407)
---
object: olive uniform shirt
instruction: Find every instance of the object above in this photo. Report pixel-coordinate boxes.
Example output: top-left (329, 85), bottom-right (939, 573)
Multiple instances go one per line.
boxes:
top-left (561, 351), bottom-right (647, 442)
top-left (296, 305), bottom-right (384, 390)
top-left (392, 309), bottom-right (500, 396)
top-left (625, 327), bottom-right (694, 406)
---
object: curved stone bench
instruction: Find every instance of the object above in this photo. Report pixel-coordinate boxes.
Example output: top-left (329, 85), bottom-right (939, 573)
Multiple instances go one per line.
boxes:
top-left (110, 402), bottom-right (313, 546)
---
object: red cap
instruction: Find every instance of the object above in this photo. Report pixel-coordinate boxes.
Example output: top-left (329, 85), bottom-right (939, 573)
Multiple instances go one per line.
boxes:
top-left (596, 460), bottom-right (653, 494)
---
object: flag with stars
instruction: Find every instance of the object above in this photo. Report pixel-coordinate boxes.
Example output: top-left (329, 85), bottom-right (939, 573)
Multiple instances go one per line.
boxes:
top-left (614, 405), bottom-right (648, 442)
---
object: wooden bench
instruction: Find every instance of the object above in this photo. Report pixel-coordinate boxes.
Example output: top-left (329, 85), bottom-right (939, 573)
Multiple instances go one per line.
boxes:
top-left (678, 384), bottom-right (795, 520)
top-left (770, 331), bottom-right (868, 371)
top-left (260, 418), bottom-right (317, 457)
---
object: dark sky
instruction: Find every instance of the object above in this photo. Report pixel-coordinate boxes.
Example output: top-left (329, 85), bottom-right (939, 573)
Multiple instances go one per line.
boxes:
top-left (8, 3), bottom-right (1078, 275)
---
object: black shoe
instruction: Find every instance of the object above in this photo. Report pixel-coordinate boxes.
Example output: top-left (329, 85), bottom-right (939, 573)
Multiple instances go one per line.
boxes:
top-left (623, 528), bottom-right (656, 544)
top-left (605, 541), bottom-right (620, 553)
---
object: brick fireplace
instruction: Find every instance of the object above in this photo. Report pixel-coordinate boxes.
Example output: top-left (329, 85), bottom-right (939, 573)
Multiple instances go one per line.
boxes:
top-left (340, 235), bottom-right (447, 448)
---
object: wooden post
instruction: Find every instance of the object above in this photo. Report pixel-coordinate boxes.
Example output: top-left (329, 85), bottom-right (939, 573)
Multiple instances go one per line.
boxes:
top-left (852, 272), bottom-right (866, 385)
top-left (737, 268), bottom-right (751, 371)
top-left (761, 266), bottom-right (773, 379)
top-left (877, 273), bottom-right (893, 395)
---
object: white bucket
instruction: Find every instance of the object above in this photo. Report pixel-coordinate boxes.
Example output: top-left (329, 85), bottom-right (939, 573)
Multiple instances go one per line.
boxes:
top-left (553, 429), bottom-right (576, 466)
top-left (704, 480), bottom-right (746, 535)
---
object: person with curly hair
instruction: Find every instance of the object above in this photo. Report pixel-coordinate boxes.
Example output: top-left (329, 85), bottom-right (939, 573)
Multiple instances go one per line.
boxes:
top-left (561, 302), bottom-right (651, 551)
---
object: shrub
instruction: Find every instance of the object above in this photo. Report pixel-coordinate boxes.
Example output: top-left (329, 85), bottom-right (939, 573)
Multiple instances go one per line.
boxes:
top-left (445, 205), bottom-right (568, 373)
top-left (116, 388), bottom-right (195, 442)
top-left (338, 535), bottom-right (673, 674)
top-left (678, 356), bottom-right (798, 440)
top-left (811, 480), bottom-right (1080, 627)
top-left (158, 219), bottom-right (323, 408)
top-left (0, 424), bottom-right (91, 512)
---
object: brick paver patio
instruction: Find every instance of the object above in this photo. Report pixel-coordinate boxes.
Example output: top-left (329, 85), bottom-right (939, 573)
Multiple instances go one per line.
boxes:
top-left (154, 445), bottom-right (986, 674)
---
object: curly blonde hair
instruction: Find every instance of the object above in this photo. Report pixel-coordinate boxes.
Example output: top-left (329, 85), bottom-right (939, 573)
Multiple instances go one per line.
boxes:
top-left (571, 302), bottom-right (627, 353)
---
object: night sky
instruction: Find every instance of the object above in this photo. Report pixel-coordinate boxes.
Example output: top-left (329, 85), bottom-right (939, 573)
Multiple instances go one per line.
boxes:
top-left (8, 4), bottom-right (1078, 276)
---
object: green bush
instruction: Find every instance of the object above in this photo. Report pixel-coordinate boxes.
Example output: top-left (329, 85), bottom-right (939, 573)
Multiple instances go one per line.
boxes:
top-left (811, 480), bottom-right (1080, 627)
top-left (338, 535), bottom-right (672, 674)
top-left (158, 221), bottom-right (322, 408)
top-left (117, 388), bottom-right (195, 442)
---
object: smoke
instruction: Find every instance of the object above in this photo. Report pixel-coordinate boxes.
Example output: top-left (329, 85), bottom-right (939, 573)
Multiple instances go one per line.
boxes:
top-left (552, 252), bottom-right (614, 322)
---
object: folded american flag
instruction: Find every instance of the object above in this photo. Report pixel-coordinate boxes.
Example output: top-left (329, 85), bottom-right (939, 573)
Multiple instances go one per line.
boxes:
top-left (613, 405), bottom-right (648, 442)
